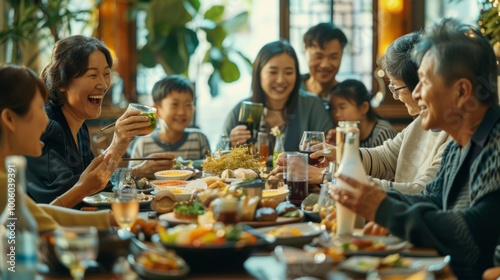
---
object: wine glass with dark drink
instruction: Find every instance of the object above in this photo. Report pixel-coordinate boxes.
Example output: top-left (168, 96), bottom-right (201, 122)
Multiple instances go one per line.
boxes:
top-left (299, 131), bottom-right (326, 167)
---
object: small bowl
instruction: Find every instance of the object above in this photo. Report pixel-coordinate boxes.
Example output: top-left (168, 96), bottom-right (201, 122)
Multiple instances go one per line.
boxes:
top-left (155, 188), bottom-right (194, 201)
top-left (155, 170), bottom-right (193, 181)
top-left (301, 194), bottom-right (321, 222)
top-left (128, 238), bottom-right (189, 279)
top-left (262, 188), bottom-right (289, 203)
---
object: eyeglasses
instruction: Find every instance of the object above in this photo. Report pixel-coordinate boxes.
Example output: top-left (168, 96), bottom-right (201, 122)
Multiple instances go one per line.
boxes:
top-left (388, 84), bottom-right (407, 100)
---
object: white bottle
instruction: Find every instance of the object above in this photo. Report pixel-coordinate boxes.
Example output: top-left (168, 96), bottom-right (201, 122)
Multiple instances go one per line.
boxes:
top-left (335, 127), bottom-right (369, 236)
top-left (0, 156), bottom-right (38, 279)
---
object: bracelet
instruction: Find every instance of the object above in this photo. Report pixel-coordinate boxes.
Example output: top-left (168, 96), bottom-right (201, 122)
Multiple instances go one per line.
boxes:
top-left (55, 196), bottom-right (66, 207)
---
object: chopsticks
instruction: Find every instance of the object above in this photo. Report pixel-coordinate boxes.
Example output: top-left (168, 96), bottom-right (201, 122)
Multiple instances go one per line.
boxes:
top-left (100, 122), bottom-right (116, 131)
top-left (122, 157), bottom-right (173, 161)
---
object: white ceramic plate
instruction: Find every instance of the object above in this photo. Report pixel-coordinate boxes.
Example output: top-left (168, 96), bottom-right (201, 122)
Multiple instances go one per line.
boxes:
top-left (255, 222), bottom-right (324, 247)
top-left (338, 255), bottom-right (440, 278)
top-left (330, 235), bottom-right (409, 257)
top-left (83, 192), bottom-right (153, 206)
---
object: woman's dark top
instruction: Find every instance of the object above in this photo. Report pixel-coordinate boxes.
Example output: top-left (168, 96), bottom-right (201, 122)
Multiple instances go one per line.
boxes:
top-left (26, 105), bottom-right (94, 207)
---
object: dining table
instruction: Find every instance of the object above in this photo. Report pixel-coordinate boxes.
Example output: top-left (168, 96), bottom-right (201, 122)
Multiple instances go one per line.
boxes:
top-left (36, 209), bottom-right (457, 280)
top-left (36, 168), bottom-right (457, 280)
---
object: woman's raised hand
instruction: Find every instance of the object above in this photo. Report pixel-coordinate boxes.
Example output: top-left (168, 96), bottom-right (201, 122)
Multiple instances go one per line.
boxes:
top-left (78, 153), bottom-right (117, 196)
top-left (107, 108), bottom-right (152, 156)
top-left (229, 125), bottom-right (251, 147)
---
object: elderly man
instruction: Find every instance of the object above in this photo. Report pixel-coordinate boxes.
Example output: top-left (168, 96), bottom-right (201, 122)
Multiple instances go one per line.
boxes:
top-left (331, 18), bottom-right (500, 279)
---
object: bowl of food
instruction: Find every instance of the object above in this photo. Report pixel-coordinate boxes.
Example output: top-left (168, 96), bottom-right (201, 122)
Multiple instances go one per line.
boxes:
top-left (262, 188), bottom-right (289, 203)
top-left (128, 236), bottom-right (189, 279)
top-left (301, 193), bottom-right (321, 222)
top-left (134, 177), bottom-right (154, 193)
top-left (154, 188), bottom-right (194, 201)
top-left (155, 170), bottom-right (193, 181)
top-left (152, 224), bottom-right (275, 272)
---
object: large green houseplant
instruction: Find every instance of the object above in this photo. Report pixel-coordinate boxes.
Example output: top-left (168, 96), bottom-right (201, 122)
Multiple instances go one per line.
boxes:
top-left (137, 0), bottom-right (252, 97)
top-left (0, 0), bottom-right (100, 67)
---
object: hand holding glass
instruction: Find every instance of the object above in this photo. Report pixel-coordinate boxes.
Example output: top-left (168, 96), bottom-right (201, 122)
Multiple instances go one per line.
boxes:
top-left (299, 131), bottom-right (326, 166)
top-left (54, 226), bottom-right (99, 280)
top-left (128, 103), bottom-right (157, 136)
top-left (237, 101), bottom-right (263, 144)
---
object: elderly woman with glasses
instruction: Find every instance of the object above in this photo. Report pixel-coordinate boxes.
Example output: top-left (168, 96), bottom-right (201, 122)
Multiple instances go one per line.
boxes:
top-left (277, 32), bottom-right (451, 196)
top-left (355, 31), bottom-right (452, 194)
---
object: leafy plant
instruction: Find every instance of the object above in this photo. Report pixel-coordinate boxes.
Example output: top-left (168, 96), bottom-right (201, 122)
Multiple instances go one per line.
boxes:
top-left (478, 1), bottom-right (500, 46)
top-left (137, 0), bottom-right (252, 97)
top-left (0, 0), bottom-right (100, 66)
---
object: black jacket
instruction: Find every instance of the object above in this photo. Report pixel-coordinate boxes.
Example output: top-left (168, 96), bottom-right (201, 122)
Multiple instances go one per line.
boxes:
top-left (26, 105), bottom-right (94, 208)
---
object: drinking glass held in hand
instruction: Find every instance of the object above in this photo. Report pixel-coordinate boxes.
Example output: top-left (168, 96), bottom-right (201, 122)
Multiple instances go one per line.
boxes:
top-left (54, 226), bottom-right (99, 280)
top-left (286, 153), bottom-right (308, 206)
top-left (237, 101), bottom-right (264, 145)
top-left (299, 131), bottom-right (327, 167)
top-left (111, 188), bottom-right (139, 231)
top-left (128, 103), bottom-right (157, 136)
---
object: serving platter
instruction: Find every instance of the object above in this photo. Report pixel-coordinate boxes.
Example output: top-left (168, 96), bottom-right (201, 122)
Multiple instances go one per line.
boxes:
top-left (83, 192), bottom-right (153, 207)
top-left (254, 222), bottom-right (324, 247)
top-left (328, 235), bottom-right (409, 257)
top-left (158, 210), bottom-right (304, 228)
top-left (337, 255), bottom-right (443, 278)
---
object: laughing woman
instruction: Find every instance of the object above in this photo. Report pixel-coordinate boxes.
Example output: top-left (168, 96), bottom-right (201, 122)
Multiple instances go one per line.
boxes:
top-left (25, 35), bottom-right (172, 208)
top-left (0, 65), bottom-right (115, 231)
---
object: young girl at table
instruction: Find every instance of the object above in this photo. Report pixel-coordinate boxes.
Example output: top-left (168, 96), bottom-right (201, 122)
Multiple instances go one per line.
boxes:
top-left (329, 79), bottom-right (397, 148)
top-left (128, 75), bottom-right (211, 169)
top-left (0, 65), bottom-right (116, 232)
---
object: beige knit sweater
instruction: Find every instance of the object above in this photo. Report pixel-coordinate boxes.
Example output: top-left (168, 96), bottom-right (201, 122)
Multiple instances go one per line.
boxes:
top-left (1, 172), bottom-right (111, 233)
top-left (359, 116), bottom-right (451, 194)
